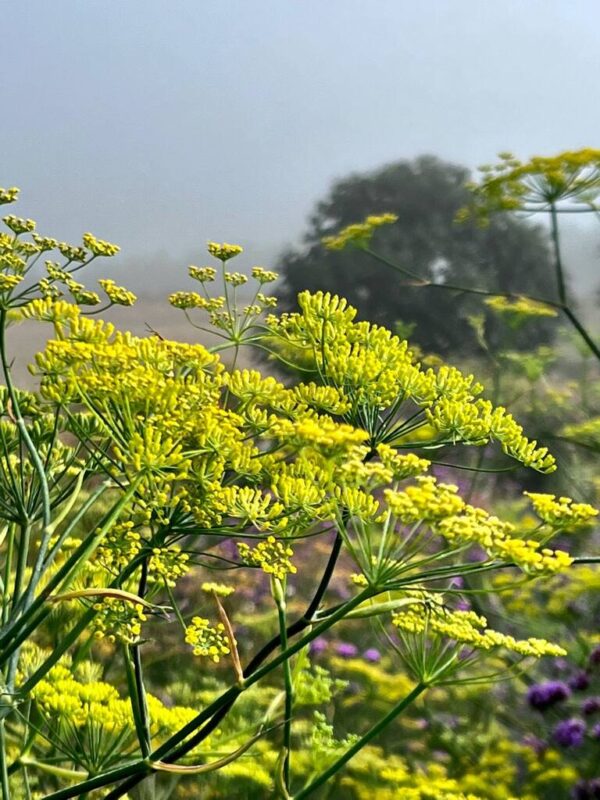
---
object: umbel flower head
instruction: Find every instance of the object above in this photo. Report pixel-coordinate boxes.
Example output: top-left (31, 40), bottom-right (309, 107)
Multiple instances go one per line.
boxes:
top-left (266, 290), bottom-right (557, 473)
top-left (322, 213), bottom-right (398, 250)
top-left (391, 589), bottom-right (566, 684)
top-left (484, 295), bottom-right (558, 329)
top-left (458, 148), bottom-right (600, 224)
top-left (185, 616), bottom-right (232, 661)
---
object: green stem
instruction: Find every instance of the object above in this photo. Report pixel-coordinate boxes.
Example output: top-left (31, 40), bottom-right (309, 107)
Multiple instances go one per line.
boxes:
top-left (0, 720), bottom-right (11, 799)
top-left (124, 558), bottom-right (151, 759)
top-left (294, 682), bottom-right (427, 799)
top-left (366, 243), bottom-right (600, 363)
top-left (44, 589), bottom-right (374, 800)
top-left (11, 523), bottom-right (31, 612)
top-left (123, 645), bottom-right (151, 759)
top-left (275, 581), bottom-right (293, 795)
top-left (1, 525), bottom-right (15, 626)
top-left (14, 551), bottom-right (143, 702)
top-left (549, 203), bottom-right (567, 306)
top-left (20, 470), bottom-right (86, 616)
top-left (19, 757), bottom-right (87, 781)
top-left (364, 247), bottom-right (562, 308)
top-left (563, 307), bottom-right (600, 363)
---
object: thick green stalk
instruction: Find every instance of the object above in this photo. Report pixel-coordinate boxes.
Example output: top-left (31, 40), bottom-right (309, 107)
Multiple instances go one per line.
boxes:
top-left (275, 581), bottom-right (293, 795)
top-left (123, 645), bottom-right (151, 759)
top-left (1, 525), bottom-right (15, 626)
top-left (548, 206), bottom-right (600, 361)
top-left (0, 720), bottom-right (10, 799)
top-left (294, 682), bottom-right (427, 799)
top-left (549, 203), bottom-right (567, 306)
top-left (45, 589), bottom-right (374, 800)
top-left (10, 523), bottom-right (31, 613)
top-left (124, 559), bottom-right (151, 759)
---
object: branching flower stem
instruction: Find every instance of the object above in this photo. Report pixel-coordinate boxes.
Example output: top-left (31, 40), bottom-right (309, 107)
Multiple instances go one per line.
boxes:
top-left (364, 243), bottom-right (600, 363)
top-left (46, 585), bottom-right (374, 800)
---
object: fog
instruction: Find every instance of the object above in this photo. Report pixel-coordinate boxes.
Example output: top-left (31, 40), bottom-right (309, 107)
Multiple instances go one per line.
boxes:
top-left (3, 0), bottom-right (599, 298)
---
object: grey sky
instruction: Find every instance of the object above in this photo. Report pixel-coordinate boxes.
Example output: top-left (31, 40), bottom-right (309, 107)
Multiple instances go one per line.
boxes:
top-left (3, 0), bottom-right (600, 293)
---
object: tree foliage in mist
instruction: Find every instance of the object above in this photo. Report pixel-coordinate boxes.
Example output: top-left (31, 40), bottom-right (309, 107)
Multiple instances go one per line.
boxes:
top-left (279, 156), bottom-right (557, 355)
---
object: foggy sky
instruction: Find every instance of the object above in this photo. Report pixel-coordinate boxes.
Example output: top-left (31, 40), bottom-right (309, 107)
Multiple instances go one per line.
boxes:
top-left (3, 0), bottom-right (600, 294)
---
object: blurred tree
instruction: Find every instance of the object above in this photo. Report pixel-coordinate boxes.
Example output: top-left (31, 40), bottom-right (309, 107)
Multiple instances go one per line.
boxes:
top-left (278, 156), bottom-right (558, 355)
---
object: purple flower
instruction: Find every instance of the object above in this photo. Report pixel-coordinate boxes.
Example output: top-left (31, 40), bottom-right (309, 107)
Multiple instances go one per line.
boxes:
top-left (527, 681), bottom-right (571, 711)
top-left (455, 598), bottom-right (471, 611)
top-left (363, 648), bottom-right (381, 663)
top-left (589, 646), bottom-right (600, 667)
top-left (522, 734), bottom-right (547, 756)
top-left (572, 778), bottom-right (600, 799)
top-left (582, 697), bottom-right (600, 716)
top-left (569, 672), bottom-right (591, 692)
top-left (593, 723), bottom-right (600, 740)
top-left (309, 637), bottom-right (328, 655)
top-left (335, 642), bottom-right (358, 658)
top-left (553, 718), bottom-right (586, 748)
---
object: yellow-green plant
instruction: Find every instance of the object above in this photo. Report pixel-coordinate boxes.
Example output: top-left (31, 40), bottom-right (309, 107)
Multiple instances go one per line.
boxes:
top-left (0, 186), bottom-right (597, 800)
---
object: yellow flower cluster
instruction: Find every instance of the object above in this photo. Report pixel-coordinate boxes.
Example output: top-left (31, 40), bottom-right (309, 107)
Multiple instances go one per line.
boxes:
top-left (252, 266), bottom-right (278, 283)
top-left (3, 214), bottom-right (36, 234)
top-left (391, 591), bottom-right (566, 658)
top-left (0, 273), bottom-right (23, 291)
top-left (376, 444), bottom-right (430, 479)
top-left (218, 485), bottom-right (284, 528)
top-left (335, 486), bottom-right (382, 522)
top-left (562, 416), bottom-right (600, 446)
top-left (237, 536), bottom-right (297, 580)
top-left (459, 148), bottom-right (600, 223)
top-left (30, 661), bottom-right (198, 754)
top-left (385, 477), bottom-right (465, 523)
top-left (207, 241), bottom-right (244, 261)
top-left (33, 664), bottom-right (133, 731)
top-left (484, 295), bottom-right (558, 327)
top-left (0, 186), bottom-right (19, 204)
top-left (189, 265), bottom-right (217, 282)
top-left (97, 521), bottom-right (143, 571)
top-left (185, 616), bottom-right (232, 661)
top-left (224, 271), bottom-right (248, 286)
top-left (66, 277), bottom-right (101, 306)
top-left (98, 278), bottom-right (137, 306)
top-left (148, 546), bottom-right (190, 587)
top-left (82, 232), bottom-right (120, 257)
top-left (524, 491), bottom-right (598, 529)
top-left (267, 291), bottom-right (556, 472)
top-left (322, 213), bottom-right (398, 250)
top-left (169, 290), bottom-right (224, 310)
top-left (426, 397), bottom-right (555, 472)
top-left (92, 597), bottom-right (147, 644)
top-left (437, 505), bottom-right (573, 575)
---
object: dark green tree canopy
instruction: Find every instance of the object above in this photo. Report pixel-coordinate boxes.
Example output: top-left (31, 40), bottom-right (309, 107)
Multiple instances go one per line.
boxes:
top-left (278, 156), bottom-right (557, 355)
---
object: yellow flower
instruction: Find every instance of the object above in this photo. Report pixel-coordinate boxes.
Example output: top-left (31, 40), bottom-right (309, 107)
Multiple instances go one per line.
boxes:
top-left (322, 213), bottom-right (398, 250)
top-left (207, 241), bottom-right (243, 261)
top-left (185, 616), bottom-right (232, 661)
